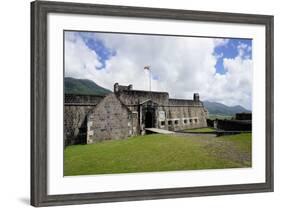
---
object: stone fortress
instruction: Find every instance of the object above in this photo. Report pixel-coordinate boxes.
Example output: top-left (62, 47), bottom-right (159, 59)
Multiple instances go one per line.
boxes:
top-left (64, 83), bottom-right (208, 146)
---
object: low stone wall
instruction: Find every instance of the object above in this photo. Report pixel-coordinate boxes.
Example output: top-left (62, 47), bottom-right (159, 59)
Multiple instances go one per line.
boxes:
top-left (215, 119), bottom-right (252, 131)
top-left (236, 113), bottom-right (252, 120)
top-left (206, 119), bottom-right (214, 127)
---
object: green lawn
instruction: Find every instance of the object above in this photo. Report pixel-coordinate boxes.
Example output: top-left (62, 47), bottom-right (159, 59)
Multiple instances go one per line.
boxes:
top-left (64, 133), bottom-right (251, 176)
top-left (184, 127), bottom-right (216, 133)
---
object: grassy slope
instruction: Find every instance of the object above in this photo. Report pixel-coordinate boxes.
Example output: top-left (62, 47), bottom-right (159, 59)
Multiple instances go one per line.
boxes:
top-left (64, 133), bottom-right (251, 176)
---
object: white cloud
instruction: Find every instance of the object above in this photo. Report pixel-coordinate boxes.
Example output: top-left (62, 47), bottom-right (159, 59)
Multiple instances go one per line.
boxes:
top-left (214, 38), bottom-right (229, 47)
top-left (64, 32), bottom-right (252, 110)
top-left (65, 33), bottom-right (102, 78)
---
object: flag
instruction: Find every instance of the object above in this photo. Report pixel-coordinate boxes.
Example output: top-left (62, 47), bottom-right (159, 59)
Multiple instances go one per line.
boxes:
top-left (144, 65), bottom-right (150, 70)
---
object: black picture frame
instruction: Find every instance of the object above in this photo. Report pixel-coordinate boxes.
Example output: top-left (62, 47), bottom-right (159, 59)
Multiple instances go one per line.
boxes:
top-left (31, 0), bottom-right (274, 207)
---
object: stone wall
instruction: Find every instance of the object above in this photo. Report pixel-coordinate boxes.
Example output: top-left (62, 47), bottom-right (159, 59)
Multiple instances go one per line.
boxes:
top-left (168, 98), bottom-right (203, 107)
top-left (158, 105), bottom-right (207, 131)
top-left (118, 92), bottom-right (208, 132)
top-left (215, 119), bottom-right (252, 131)
top-left (64, 105), bottom-right (94, 146)
top-left (64, 88), bottom-right (208, 145)
top-left (87, 93), bottom-right (136, 143)
top-left (117, 90), bottom-right (169, 105)
top-left (65, 94), bottom-right (104, 104)
top-left (64, 94), bottom-right (104, 146)
top-left (236, 112), bottom-right (252, 120)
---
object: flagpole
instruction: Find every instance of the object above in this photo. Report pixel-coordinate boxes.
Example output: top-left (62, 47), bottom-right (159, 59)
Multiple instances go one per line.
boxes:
top-left (149, 68), bottom-right (151, 92)
top-left (144, 65), bottom-right (151, 92)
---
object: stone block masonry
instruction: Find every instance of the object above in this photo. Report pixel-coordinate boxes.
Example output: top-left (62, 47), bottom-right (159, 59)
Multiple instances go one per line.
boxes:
top-left (64, 94), bottom-right (104, 146)
top-left (87, 93), bottom-right (137, 144)
top-left (64, 83), bottom-right (208, 146)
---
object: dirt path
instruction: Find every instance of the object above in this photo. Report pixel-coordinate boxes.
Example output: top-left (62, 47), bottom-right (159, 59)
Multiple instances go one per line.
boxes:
top-left (172, 133), bottom-right (251, 167)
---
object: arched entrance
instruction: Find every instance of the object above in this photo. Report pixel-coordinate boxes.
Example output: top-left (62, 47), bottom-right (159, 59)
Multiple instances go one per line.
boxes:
top-left (140, 100), bottom-right (157, 130)
top-left (145, 111), bottom-right (153, 128)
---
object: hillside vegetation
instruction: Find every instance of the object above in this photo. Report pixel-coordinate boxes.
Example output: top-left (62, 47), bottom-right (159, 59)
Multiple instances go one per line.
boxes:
top-left (64, 77), bottom-right (111, 96)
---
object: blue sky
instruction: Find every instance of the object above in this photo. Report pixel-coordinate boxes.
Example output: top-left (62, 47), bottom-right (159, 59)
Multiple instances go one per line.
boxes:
top-left (214, 39), bottom-right (252, 74)
top-left (78, 32), bottom-right (116, 69)
top-left (64, 31), bottom-right (253, 110)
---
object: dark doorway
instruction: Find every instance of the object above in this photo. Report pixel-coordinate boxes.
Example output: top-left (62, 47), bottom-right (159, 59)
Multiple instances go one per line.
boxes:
top-left (145, 111), bottom-right (153, 128)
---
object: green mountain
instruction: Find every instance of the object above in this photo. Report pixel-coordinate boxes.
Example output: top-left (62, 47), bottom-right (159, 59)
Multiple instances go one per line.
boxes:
top-left (64, 77), bottom-right (111, 96)
top-left (203, 101), bottom-right (251, 116)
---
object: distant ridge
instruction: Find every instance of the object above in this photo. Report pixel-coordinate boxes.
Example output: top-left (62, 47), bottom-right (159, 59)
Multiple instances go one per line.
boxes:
top-left (203, 100), bottom-right (251, 116)
top-left (64, 77), bottom-right (111, 96)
